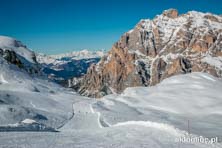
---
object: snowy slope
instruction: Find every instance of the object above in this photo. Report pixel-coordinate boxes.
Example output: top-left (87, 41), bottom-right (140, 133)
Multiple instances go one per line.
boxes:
top-left (0, 56), bottom-right (77, 130)
top-left (93, 72), bottom-right (222, 140)
top-left (0, 72), bottom-right (221, 147)
top-left (0, 123), bottom-right (220, 148)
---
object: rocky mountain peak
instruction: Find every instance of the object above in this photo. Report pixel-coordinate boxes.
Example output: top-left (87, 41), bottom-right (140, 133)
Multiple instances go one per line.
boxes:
top-left (74, 10), bottom-right (222, 98)
top-left (162, 9), bottom-right (179, 18)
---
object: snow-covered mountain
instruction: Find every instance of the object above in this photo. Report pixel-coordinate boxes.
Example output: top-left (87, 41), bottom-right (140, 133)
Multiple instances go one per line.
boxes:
top-left (37, 49), bottom-right (105, 65)
top-left (0, 36), bottom-right (78, 131)
top-left (0, 36), bottom-right (40, 75)
top-left (76, 9), bottom-right (222, 97)
top-left (37, 49), bottom-right (105, 85)
top-left (0, 36), bottom-right (36, 64)
top-left (0, 57), bottom-right (75, 130)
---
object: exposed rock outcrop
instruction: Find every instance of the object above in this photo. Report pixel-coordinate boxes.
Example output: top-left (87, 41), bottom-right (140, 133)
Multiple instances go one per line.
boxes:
top-left (0, 48), bottom-right (23, 68)
top-left (163, 9), bottom-right (178, 18)
top-left (76, 9), bottom-right (222, 98)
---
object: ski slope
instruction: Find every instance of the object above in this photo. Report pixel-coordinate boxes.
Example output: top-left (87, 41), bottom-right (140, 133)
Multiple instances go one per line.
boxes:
top-left (0, 72), bottom-right (221, 147)
top-left (93, 73), bottom-right (222, 139)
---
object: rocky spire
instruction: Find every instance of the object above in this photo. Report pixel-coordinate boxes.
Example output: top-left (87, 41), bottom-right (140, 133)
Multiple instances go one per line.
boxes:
top-left (162, 9), bottom-right (178, 18)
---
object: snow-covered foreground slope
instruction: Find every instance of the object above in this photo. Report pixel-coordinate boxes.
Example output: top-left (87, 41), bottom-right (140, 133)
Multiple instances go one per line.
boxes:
top-left (93, 72), bottom-right (222, 139)
top-left (0, 124), bottom-right (219, 148)
top-left (0, 56), bottom-right (77, 130)
top-left (0, 72), bottom-right (221, 148)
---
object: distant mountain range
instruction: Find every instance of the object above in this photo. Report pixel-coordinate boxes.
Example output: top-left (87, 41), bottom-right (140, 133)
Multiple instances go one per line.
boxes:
top-left (37, 49), bottom-right (105, 85)
top-left (37, 49), bottom-right (105, 64)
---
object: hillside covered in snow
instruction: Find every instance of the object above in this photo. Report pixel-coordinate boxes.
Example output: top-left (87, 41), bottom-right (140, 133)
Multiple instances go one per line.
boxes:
top-left (0, 36), bottom-right (81, 131)
top-left (0, 71), bottom-right (221, 148)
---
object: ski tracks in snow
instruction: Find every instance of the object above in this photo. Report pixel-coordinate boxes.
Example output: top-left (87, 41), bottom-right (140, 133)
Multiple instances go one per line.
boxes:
top-left (0, 74), bottom-right (8, 84)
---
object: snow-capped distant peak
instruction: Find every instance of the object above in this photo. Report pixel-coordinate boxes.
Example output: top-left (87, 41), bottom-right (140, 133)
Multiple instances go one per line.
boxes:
top-left (37, 49), bottom-right (106, 65)
top-left (50, 49), bottom-right (106, 60)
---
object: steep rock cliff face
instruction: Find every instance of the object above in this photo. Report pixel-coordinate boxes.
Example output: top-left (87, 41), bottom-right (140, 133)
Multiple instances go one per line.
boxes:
top-left (77, 9), bottom-right (222, 98)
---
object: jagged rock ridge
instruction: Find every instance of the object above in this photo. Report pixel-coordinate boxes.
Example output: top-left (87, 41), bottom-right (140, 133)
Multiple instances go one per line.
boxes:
top-left (76, 9), bottom-right (222, 98)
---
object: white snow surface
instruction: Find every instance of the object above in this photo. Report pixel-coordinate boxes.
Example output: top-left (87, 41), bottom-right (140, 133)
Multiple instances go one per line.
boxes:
top-left (0, 69), bottom-right (221, 147)
top-left (0, 74), bottom-right (8, 84)
top-left (21, 119), bottom-right (36, 124)
top-left (0, 56), bottom-right (76, 128)
top-left (92, 72), bottom-right (222, 141)
top-left (202, 55), bottom-right (222, 70)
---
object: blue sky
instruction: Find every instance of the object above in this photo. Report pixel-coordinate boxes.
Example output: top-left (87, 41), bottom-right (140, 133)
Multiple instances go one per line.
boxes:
top-left (0, 0), bottom-right (222, 54)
